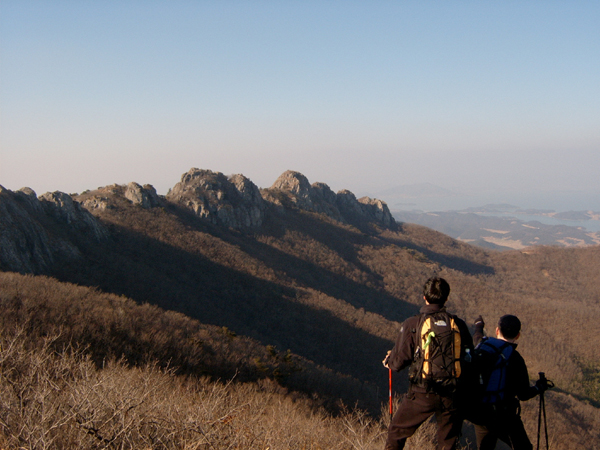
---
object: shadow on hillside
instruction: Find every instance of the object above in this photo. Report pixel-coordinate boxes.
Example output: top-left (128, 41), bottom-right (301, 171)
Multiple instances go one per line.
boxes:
top-left (551, 386), bottom-right (600, 409)
top-left (204, 208), bottom-right (491, 321)
top-left (167, 204), bottom-right (421, 323)
top-left (385, 223), bottom-right (495, 276)
top-left (49, 219), bottom-right (395, 412)
top-left (262, 208), bottom-right (494, 279)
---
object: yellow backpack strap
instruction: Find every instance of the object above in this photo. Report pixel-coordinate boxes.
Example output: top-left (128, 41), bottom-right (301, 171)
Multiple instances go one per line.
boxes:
top-left (421, 317), bottom-right (432, 378)
top-left (451, 317), bottom-right (462, 378)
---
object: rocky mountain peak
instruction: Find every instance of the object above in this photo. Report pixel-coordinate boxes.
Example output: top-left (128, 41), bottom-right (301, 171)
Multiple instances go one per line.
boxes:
top-left (15, 187), bottom-right (44, 213)
top-left (77, 183), bottom-right (162, 211)
top-left (167, 168), bottom-right (266, 229)
top-left (356, 196), bottom-right (395, 228)
top-left (270, 171), bottom-right (318, 211)
top-left (266, 171), bottom-right (397, 231)
top-left (124, 182), bottom-right (162, 209)
top-left (271, 171), bottom-right (313, 197)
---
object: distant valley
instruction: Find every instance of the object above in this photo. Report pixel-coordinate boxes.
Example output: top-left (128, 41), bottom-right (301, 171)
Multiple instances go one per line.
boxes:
top-left (392, 204), bottom-right (600, 251)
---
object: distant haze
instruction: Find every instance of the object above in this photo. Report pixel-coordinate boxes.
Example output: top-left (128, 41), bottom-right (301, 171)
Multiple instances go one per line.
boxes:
top-left (1, 2), bottom-right (599, 211)
top-left (373, 184), bottom-right (600, 213)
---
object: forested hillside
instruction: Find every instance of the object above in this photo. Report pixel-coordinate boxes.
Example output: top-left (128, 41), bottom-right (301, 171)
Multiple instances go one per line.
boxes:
top-left (0, 168), bottom-right (599, 449)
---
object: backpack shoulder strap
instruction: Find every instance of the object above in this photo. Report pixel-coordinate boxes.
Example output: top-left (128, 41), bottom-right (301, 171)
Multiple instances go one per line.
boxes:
top-left (419, 314), bottom-right (434, 375)
top-left (449, 315), bottom-right (462, 378)
top-left (408, 313), bottom-right (427, 384)
top-left (496, 342), bottom-right (514, 366)
top-left (480, 339), bottom-right (513, 360)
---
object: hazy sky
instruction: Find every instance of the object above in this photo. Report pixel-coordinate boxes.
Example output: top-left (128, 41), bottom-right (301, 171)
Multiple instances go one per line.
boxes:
top-left (1, 1), bottom-right (599, 209)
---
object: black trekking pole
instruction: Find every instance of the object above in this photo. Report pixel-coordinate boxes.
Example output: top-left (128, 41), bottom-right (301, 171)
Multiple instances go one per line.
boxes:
top-left (536, 372), bottom-right (554, 450)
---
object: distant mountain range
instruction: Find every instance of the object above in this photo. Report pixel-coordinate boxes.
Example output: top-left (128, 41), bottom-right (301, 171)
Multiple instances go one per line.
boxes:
top-left (372, 183), bottom-right (600, 217)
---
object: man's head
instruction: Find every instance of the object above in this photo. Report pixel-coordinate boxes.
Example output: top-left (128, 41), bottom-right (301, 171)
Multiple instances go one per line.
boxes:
top-left (423, 277), bottom-right (450, 306)
top-left (497, 314), bottom-right (521, 340)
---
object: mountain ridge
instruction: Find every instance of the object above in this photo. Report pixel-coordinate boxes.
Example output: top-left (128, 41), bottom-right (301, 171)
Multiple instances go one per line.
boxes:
top-left (1, 168), bottom-right (396, 274)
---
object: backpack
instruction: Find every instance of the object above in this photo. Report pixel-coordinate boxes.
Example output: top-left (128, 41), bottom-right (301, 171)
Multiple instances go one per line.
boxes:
top-left (473, 337), bottom-right (514, 404)
top-left (408, 311), bottom-right (463, 393)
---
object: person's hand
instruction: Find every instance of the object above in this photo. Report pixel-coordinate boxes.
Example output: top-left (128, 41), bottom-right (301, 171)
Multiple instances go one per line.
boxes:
top-left (383, 350), bottom-right (391, 368)
top-left (474, 315), bottom-right (485, 328)
top-left (535, 378), bottom-right (550, 393)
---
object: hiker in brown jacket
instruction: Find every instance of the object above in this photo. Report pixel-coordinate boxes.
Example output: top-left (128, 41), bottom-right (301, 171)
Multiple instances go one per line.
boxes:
top-left (383, 277), bottom-right (473, 450)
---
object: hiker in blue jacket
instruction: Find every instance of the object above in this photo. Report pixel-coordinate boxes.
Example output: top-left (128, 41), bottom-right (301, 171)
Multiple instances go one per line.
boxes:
top-left (470, 314), bottom-right (550, 450)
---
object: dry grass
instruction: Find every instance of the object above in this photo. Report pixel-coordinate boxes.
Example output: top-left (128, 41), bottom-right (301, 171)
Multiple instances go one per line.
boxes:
top-left (0, 328), bottom-right (391, 450)
top-left (0, 327), bottom-right (485, 450)
top-left (0, 268), bottom-right (597, 449)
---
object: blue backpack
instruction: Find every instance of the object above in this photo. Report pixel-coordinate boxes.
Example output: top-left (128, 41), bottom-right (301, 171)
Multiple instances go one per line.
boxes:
top-left (474, 337), bottom-right (514, 404)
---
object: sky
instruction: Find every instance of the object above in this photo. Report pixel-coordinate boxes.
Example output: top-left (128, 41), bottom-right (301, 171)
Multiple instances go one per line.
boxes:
top-left (1, 1), bottom-right (599, 211)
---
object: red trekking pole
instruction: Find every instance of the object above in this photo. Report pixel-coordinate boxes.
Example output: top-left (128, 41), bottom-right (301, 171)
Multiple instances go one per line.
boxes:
top-left (389, 368), bottom-right (393, 416)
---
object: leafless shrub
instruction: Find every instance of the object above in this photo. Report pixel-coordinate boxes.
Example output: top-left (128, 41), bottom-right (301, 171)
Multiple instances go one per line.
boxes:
top-left (0, 330), bottom-right (86, 449)
top-left (0, 328), bottom-right (390, 449)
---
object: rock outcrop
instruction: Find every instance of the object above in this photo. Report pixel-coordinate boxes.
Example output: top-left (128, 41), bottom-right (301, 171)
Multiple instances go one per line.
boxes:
top-left (39, 191), bottom-right (109, 240)
top-left (164, 168), bottom-right (395, 231)
top-left (266, 171), bottom-right (396, 230)
top-left (0, 186), bottom-right (107, 273)
top-left (77, 183), bottom-right (162, 211)
top-left (167, 168), bottom-right (266, 229)
top-left (356, 197), bottom-right (395, 228)
top-left (124, 182), bottom-right (162, 209)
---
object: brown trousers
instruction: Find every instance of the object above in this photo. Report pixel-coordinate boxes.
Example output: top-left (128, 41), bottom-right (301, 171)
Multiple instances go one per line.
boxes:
top-left (473, 412), bottom-right (533, 450)
top-left (384, 390), bottom-right (462, 450)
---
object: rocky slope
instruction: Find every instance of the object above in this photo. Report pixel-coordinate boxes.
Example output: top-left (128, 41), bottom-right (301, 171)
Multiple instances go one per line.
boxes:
top-left (0, 185), bottom-right (108, 273)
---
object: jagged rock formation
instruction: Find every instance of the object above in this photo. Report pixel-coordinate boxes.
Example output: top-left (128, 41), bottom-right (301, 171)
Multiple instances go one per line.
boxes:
top-left (167, 168), bottom-right (266, 229)
top-left (80, 195), bottom-right (112, 211)
top-left (266, 171), bottom-right (342, 221)
top-left (124, 182), bottom-right (162, 209)
top-left (0, 186), bottom-right (107, 273)
top-left (339, 190), bottom-right (396, 229)
top-left (166, 168), bottom-right (396, 231)
top-left (1, 168), bottom-right (395, 274)
top-left (39, 191), bottom-right (109, 240)
top-left (266, 170), bottom-right (396, 230)
top-left (77, 183), bottom-right (162, 211)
